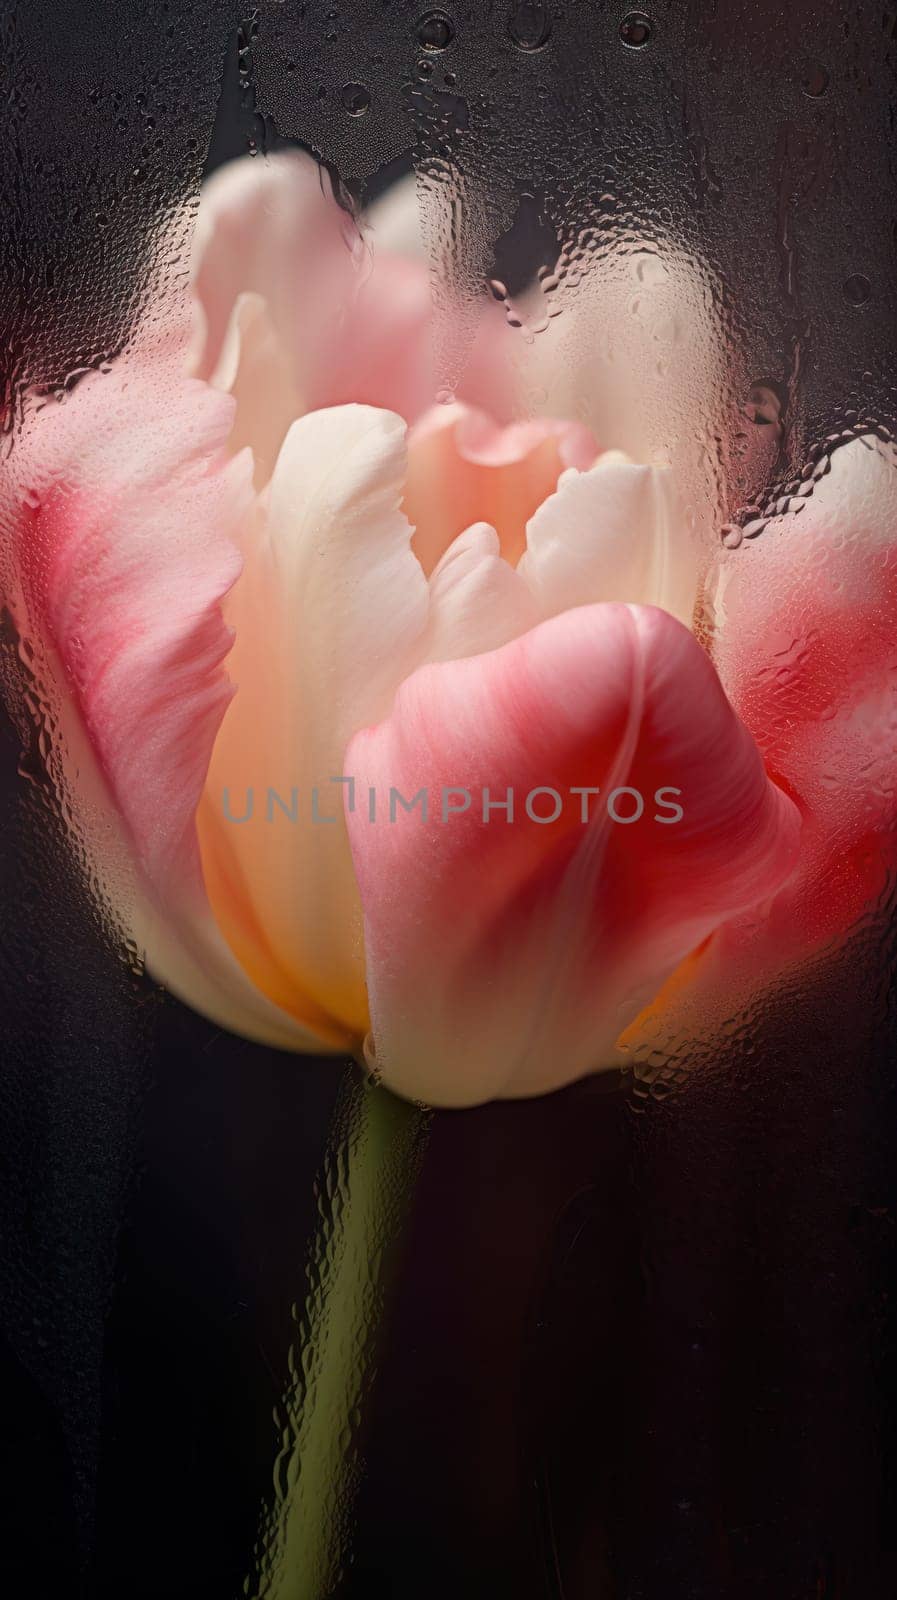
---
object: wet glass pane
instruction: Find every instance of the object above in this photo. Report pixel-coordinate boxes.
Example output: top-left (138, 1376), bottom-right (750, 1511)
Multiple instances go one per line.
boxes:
top-left (1, 1), bottom-right (896, 1595)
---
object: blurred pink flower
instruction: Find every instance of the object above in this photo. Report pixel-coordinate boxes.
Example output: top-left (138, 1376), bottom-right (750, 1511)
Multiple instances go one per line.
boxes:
top-left (4, 150), bottom-right (892, 1105)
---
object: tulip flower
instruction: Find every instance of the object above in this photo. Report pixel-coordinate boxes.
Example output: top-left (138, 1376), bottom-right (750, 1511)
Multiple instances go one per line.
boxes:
top-left (4, 149), bottom-right (893, 1109)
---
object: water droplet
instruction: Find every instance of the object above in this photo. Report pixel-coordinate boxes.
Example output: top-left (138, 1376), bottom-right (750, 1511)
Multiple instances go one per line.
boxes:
top-left (620, 11), bottom-right (653, 48)
top-left (341, 82), bottom-right (371, 117)
top-left (743, 516), bottom-right (769, 539)
top-left (416, 57), bottom-right (434, 80)
top-left (744, 383), bottom-right (782, 426)
top-left (417, 10), bottom-right (454, 51)
top-left (801, 61), bottom-right (830, 97)
top-left (632, 251), bottom-right (668, 286)
top-left (508, 0), bottom-right (552, 52)
top-left (843, 273), bottom-right (871, 305)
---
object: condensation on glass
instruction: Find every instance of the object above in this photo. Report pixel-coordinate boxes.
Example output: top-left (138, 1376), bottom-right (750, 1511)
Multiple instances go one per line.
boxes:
top-left (1, 1), bottom-right (896, 1593)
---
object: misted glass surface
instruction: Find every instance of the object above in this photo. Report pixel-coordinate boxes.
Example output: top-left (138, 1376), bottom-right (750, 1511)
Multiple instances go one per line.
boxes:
top-left (1, 2), bottom-right (896, 1595)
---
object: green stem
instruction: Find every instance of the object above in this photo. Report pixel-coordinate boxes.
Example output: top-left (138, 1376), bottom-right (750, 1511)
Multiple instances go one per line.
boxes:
top-left (245, 1067), bottom-right (427, 1600)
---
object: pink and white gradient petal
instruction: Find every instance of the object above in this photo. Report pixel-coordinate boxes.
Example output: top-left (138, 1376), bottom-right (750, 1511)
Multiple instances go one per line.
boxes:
top-left (2, 348), bottom-right (328, 1050)
top-left (404, 401), bottom-right (599, 574)
top-left (711, 435), bottom-right (897, 957)
top-left (345, 603), bottom-right (801, 1107)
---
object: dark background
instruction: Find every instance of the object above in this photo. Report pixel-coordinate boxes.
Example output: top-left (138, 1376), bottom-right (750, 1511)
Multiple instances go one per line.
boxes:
top-left (2, 3), bottom-right (897, 1595)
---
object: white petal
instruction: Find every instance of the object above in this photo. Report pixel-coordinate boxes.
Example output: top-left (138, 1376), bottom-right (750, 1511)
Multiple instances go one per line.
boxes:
top-left (519, 453), bottom-right (698, 625)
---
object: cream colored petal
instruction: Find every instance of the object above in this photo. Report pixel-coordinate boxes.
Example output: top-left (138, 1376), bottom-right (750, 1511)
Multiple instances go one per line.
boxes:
top-left (519, 453), bottom-right (698, 626)
top-left (206, 291), bottom-right (305, 486)
top-left (425, 521), bottom-right (538, 662)
top-left (197, 404), bottom-right (429, 1038)
top-left (510, 241), bottom-right (727, 568)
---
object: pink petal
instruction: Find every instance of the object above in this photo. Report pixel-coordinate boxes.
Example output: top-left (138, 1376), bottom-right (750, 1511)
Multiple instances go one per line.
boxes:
top-left (344, 603), bottom-right (800, 1106)
top-left (4, 348), bottom-right (332, 1050)
top-left (11, 362), bottom-right (245, 898)
top-left (710, 436), bottom-right (897, 956)
top-left (318, 257), bottom-right (516, 427)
